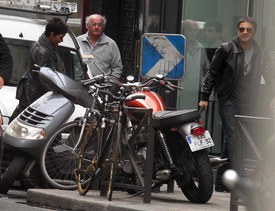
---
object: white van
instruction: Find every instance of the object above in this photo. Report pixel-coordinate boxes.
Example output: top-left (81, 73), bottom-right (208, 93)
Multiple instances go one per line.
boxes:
top-left (0, 9), bottom-right (85, 128)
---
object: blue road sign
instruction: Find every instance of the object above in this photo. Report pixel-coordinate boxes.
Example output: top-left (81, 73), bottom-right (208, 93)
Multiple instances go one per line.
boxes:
top-left (140, 33), bottom-right (185, 80)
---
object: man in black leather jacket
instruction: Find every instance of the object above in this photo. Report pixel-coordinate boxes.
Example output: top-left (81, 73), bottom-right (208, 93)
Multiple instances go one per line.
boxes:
top-left (0, 33), bottom-right (13, 177)
top-left (10, 17), bottom-right (68, 122)
top-left (199, 16), bottom-right (275, 192)
top-left (24, 17), bottom-right (68, 105)
top-left (0, 33), bottom-right (12, 89)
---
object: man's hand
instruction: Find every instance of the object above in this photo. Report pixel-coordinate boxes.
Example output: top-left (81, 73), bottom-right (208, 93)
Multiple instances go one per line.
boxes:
top-left (199, 100), bottom-right (209, 110)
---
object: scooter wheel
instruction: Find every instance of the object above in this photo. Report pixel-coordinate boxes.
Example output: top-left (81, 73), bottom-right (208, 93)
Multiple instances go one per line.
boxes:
top-left (0, 154), bottom-right (29, 194)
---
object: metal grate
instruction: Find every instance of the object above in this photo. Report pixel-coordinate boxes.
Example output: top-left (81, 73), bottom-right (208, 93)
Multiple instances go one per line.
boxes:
top-left (120, 0), bottom-right (138, 80)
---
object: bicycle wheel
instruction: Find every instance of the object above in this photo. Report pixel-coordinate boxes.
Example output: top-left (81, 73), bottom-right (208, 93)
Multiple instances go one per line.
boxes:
top-left (75, 122), bottom-right (100, 195)
top-left (40, 121), bottom-right (85, 190)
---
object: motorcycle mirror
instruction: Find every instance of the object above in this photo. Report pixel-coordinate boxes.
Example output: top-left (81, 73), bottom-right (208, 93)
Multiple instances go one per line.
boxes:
top-left (156, 74), bottom-right (164, 79)
top-left (126, 75), bottom-right (135, 82)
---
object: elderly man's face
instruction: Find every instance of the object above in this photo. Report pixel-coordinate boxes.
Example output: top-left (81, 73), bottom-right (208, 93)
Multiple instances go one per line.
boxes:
top-left (87, 16), bottom-right (104, 38)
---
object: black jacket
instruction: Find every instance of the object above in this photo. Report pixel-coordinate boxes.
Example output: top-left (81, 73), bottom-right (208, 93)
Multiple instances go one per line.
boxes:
top-left (23, 34), bottom-right (66, 105)
top-left (201, 37), bottom-right (275, 105)
top-left (0, 33), bottom-right (13, 84)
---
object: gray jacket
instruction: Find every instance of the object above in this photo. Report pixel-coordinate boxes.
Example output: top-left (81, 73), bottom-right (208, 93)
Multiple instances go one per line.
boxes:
top-left (77, 32), bottom-right (123, 79)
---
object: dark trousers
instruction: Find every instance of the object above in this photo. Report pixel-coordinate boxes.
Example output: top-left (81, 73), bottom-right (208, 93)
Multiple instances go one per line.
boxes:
top-left (215, 99), bottom-right (238, 187)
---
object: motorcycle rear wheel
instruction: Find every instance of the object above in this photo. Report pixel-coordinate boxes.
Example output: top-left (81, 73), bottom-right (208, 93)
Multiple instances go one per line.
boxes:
top-left (178, 149), bottom-right (213, 203)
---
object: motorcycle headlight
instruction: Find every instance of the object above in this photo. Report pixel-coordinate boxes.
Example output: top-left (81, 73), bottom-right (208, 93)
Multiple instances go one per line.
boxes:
top-left (6, 118), bottom-right (46, 140)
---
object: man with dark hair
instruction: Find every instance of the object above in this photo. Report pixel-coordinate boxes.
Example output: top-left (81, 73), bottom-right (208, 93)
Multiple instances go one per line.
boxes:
top-left (199, 16), bottom-right (275, 192)
top-left (10, 17), bottom-right (69, 122)
top-left (0, 33), bottom-right (13, 176)
top-left (24, 17), bottom-right (68, 106)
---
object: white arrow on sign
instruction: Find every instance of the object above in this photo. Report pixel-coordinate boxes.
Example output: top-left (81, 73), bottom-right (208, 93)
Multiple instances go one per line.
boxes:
top-left (144, 34), bottom-right (184, 78)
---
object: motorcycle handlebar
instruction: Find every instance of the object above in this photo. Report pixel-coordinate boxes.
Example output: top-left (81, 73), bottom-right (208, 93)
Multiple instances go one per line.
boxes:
top-left (82, 74), bottom-right (183, 95)
top-left (104, 75), bottom-right (183, 92)
top-left (141, 77), bottom-right (183, 92)
top-left (82, 75), bottom-right (105, 86)
top-left (125, 93), bottom-right (146, 101)
top-left (98, 89), bottom-right (146, 102)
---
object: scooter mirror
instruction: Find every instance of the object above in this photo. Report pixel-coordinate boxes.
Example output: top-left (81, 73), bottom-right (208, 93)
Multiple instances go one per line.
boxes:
top-left (83, 53), bottom-right (106, 76)
top-left (82, 53), bottom-right (95, 65)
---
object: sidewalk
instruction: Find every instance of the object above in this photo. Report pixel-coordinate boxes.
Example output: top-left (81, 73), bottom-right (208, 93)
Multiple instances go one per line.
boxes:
top-left (26, 185), bottom-right (246, 211)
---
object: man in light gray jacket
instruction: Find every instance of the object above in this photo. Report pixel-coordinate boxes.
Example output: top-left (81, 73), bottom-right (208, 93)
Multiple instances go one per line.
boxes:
top-left (77, 14), bottom-right (123, 79)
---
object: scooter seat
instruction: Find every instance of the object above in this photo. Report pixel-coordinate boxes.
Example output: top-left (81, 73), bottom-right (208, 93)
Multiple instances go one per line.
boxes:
top-left (150, 109), bottom-right (200, 129)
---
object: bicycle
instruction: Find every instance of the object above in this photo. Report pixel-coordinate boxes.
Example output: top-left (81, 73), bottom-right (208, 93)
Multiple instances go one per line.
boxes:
top-left (40, 75), bottom-right (114, 190)
top-left (74, 75), bottom-right (151, 199)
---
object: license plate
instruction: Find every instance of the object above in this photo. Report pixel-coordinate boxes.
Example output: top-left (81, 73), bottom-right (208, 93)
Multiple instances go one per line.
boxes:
top-left (186, 130), bottom-right (214, 152)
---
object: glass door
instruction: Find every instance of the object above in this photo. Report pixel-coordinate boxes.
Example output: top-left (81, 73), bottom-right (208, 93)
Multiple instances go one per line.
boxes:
top-left (178, 0), bottom-right (249, 154)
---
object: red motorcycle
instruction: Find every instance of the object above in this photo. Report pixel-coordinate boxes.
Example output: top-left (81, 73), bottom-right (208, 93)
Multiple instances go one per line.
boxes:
top-left (120, 74), bottom-right (214, 203)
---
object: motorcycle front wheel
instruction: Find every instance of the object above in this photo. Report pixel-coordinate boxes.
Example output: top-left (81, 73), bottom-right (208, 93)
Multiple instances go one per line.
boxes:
top-left (177, 148), bottom-right (213, 203)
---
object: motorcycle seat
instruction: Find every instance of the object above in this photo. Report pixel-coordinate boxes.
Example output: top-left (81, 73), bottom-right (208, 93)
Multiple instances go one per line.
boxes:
top-left (150, 109), bottom-right (200, 129)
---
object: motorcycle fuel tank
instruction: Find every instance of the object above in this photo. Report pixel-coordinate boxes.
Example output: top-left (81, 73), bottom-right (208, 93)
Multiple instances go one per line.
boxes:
top-left (124, 90), bottom-right (165, 122)
top-left (124, 90), bottom-right (165, 113)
